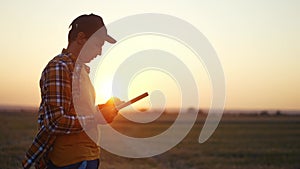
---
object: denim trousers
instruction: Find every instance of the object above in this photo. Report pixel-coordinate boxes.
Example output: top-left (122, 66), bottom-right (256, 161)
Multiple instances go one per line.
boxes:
top-left (48, 159), bottom-right (99, 169)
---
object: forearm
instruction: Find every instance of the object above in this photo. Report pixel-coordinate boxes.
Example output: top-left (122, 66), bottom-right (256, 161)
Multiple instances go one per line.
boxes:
top-left (43, 105), bottom-right (97, 134)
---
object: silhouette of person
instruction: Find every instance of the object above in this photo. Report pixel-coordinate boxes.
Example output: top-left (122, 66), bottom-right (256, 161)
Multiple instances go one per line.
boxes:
top-left (23, 14), bottom-right (122, 169)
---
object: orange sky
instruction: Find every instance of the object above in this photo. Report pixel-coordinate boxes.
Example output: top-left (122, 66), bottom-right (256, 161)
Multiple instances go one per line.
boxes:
top-left (0, 0), bottom-right (299, 110)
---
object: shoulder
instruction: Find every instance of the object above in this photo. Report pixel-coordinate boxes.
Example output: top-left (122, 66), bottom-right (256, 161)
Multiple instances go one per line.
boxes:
top-left (39, 54), bottom-right (75, 86)
top-left (43, 54), bottom-right (75, 73)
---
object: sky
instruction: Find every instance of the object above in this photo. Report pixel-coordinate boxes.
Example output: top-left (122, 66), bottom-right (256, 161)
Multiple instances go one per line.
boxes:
top-left (0, 0), bottom-right (299, 111)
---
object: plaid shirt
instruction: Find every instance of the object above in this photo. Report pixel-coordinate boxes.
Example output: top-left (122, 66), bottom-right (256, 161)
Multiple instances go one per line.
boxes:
top-left (22, 49), bottom-right (97, 169)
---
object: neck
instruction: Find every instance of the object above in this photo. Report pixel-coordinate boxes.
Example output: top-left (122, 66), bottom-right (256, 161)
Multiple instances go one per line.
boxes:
top-left (66, 41), bottom-right (83, 58)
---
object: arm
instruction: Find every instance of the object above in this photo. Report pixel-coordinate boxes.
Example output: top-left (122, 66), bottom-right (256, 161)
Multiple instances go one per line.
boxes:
top-left (41, 61), bottom-right (95, 134)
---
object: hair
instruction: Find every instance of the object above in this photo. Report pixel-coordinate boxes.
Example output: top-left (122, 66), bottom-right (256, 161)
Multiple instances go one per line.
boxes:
top-left (68, 24), bottom-right (79, 43)
top-left (67, 14), bottom-right (105, 43)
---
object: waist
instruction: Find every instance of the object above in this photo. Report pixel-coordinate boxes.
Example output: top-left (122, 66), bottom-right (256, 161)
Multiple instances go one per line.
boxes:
top-left (48, 159), bottom-right (99, 169)
top-left (49, 131), bottom-right (100, 167)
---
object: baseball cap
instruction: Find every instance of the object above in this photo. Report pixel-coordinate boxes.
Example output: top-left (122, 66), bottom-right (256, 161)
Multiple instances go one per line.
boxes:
top-left (69, 14), bottom-right (116, 44)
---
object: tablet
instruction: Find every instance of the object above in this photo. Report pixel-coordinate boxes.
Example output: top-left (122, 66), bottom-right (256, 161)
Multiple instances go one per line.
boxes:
top-left (116, 92), bottom-right (149, 110)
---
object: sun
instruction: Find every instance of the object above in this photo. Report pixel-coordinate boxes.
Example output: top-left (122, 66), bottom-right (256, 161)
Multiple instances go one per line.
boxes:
top-left (94, 79), bottom-right (113, 104)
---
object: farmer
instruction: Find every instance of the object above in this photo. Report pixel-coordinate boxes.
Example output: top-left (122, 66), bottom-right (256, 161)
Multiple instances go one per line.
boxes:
top-left (22, 14), bottom-right (121, 169)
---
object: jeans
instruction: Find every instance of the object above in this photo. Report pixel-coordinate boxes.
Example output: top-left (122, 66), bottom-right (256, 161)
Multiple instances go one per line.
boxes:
top-left (48, 159), bottom-right (99, 169)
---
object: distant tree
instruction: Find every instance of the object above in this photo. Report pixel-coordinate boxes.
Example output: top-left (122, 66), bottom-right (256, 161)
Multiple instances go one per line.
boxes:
top-left (260, 110), bottom-right (269, 116)
top-left (276, 110), bottom-right (282, 116)
top-left (187, 107), bottom-right (197, 114)
top-left (198, 109), bottom-right (204, 115)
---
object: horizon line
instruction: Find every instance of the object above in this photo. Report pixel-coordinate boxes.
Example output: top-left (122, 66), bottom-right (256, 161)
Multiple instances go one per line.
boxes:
top-left (0, 104), bottom-right (299, 113)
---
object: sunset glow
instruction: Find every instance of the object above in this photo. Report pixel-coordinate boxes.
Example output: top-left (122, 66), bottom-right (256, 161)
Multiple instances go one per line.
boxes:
top-left (0, 0), bottom-right (299, 111)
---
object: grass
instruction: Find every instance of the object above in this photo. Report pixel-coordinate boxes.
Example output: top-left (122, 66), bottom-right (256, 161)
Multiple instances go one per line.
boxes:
top-left (0, 111), bottom-right (299, 169)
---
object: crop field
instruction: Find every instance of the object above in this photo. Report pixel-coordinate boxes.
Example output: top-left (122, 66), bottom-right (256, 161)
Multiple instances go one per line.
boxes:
top-left (0, 111), bottom-right (299, 169)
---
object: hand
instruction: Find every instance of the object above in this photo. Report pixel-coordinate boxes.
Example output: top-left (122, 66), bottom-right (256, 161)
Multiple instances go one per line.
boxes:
top-left (97, 105), bottom-right (118, 123)
top-left (96, 97), bottom-right (124, 123)
top-left (105, 97), bottom-right (124, 108)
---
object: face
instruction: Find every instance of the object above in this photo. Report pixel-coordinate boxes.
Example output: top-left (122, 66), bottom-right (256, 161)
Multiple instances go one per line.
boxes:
top-left (78, 32), bottom-right (106, 63)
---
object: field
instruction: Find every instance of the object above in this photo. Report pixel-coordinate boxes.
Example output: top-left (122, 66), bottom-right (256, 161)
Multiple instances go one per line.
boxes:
top-left (0, 111), bottom-right (299, 169)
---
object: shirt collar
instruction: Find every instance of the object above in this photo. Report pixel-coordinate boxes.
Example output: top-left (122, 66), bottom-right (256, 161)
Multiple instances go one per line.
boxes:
top-left (61, 48), bottom-right (77, 63)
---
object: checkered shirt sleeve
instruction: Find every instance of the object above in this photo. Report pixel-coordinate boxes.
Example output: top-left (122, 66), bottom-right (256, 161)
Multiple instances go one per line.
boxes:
top-left (22, 55), bottom-right (97, 169)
